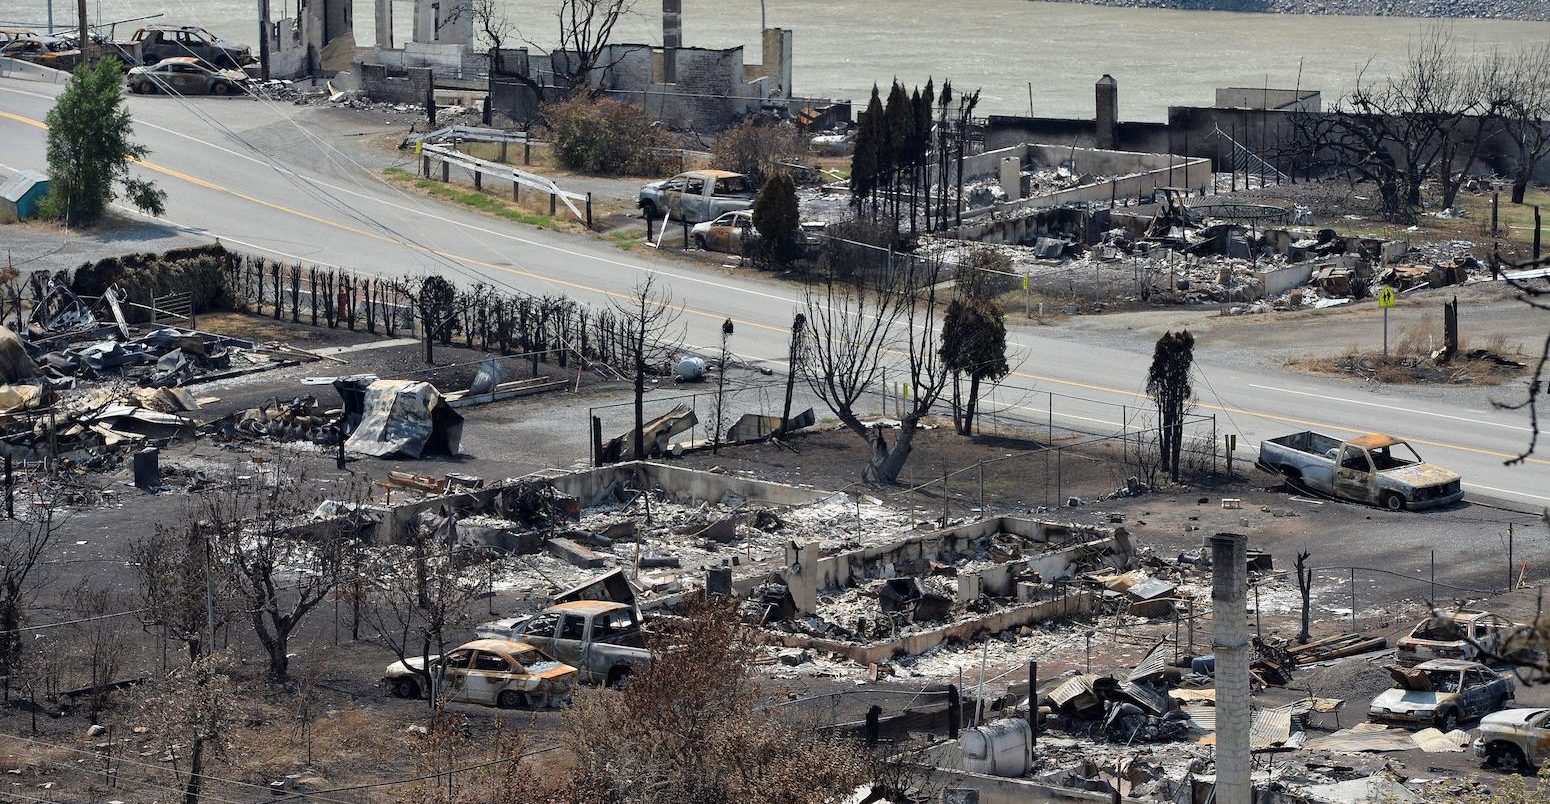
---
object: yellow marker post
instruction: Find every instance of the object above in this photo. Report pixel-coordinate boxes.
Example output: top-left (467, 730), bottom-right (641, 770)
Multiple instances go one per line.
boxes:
top-left (1377, 285), bottom-right (1396, 359)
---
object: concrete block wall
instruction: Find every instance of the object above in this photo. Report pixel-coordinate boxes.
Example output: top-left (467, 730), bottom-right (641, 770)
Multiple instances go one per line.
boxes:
top-left (356, 62), bottom-right (434, 105)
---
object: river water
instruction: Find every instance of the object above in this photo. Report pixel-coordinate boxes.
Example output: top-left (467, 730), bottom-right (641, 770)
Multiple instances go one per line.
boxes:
top-left (59, 0), bottom-right (1550, 119)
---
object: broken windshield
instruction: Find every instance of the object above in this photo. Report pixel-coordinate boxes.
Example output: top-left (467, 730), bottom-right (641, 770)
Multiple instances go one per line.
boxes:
top-left (1370, 442), bottom-right (1423, 471)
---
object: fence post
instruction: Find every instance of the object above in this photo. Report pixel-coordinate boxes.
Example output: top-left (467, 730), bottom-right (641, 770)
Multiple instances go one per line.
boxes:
top-left (1211, 415), bottom-right (1218, 474)
top-left (441, 161), bottom-right (449, 182)
top-left (513, 179), bottom-right (519, 202)
top-left (586, 192), bottom-right (593, 230)
top-left (550, 192), bottom-right (557, 217)
top-left (1349, 567), bottom-right (1357, 631)
top-left (1047, 392), bottom-right (1053, 443)
top-left (474, 169), bottom-right (482, 192)
top-left (977, 461), bottom-right (985, 515)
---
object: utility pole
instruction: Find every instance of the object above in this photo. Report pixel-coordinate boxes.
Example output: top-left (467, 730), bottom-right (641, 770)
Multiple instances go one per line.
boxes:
top-left (76, 0), bottom-right (89, 64)
top-left (257, 0), bottom-right (271, 80)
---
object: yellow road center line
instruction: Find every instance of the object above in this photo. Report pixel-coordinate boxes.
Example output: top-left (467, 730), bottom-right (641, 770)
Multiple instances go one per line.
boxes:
top-left (6, 108), bottom-right (1546, 470)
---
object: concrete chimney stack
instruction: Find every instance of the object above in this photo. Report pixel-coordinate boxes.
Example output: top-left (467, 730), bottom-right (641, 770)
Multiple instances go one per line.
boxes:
top-left (662, 0), bottom-right (681, 83)
top-left (1095, 74), bottom-right (1118, 150)
top-left (1210, 532), bottom-right (1251, 804)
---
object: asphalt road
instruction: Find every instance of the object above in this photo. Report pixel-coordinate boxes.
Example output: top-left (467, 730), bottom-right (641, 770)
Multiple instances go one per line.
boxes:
top-left (2, 78), bottom-right (1547, 508)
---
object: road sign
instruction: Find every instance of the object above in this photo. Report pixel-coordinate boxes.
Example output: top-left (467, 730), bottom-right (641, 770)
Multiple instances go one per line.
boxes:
top-left (1377, 286), bottom-right (1396, 308)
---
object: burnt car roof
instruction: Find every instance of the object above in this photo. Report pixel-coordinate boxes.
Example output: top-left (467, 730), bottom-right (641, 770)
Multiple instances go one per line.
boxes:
top-left (1412, 658), bottom-right (1490, 671)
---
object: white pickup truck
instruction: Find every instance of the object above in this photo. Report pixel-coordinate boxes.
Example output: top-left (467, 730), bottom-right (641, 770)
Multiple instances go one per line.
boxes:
top-left (1258, 431), bottom-right (1463, 511)
top-left (477, 600), bottom-right (651, 687)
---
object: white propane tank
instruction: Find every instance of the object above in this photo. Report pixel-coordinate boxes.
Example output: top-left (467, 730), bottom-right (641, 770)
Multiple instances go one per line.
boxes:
top-left (959, 718), bottom-right (1032, 777)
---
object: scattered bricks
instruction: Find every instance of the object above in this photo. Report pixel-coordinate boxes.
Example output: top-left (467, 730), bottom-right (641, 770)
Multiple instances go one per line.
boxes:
top-left (546, 536), bottom-right (605, 569)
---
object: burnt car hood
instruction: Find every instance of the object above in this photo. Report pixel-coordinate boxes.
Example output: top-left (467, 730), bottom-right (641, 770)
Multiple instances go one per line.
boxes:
top-left (1479, 708), bottom-right (1549, 728)
top-left (1382, 463), bottom-right (1460, 488)
top-left (529, 660), bottom-right (578, 680)
top-left (1372, 688), bottom-right (1451, 714)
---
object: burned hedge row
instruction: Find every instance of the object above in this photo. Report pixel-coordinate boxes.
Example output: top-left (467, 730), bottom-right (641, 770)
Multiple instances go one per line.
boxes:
top-left (59, 245), bottom-right (640, 374)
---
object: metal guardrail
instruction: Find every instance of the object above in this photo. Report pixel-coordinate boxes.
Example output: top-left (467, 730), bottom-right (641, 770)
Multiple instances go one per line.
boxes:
top-left (416, 142), bottom-right (591, 226)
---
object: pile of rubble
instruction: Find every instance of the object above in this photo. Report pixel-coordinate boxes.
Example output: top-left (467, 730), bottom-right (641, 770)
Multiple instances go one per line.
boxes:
top-left (0, 282), bottom-right (296, 463)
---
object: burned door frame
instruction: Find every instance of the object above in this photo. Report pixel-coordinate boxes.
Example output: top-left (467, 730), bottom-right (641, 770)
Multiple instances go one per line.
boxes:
top-left (464, 649), bottom-right (520, 704)
top-left (551, 612), bottom-right (590, 673)
top-left (1333, 444), bottom-right (1376, 503)
top-left (437, 647), bottom-right (476, 702)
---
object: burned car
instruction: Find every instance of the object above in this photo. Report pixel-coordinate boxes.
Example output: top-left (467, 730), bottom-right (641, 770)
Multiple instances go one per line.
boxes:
top-left (1396, 610), bottom-right (1516, 667)
top-left (1259, 431), bottom-right (1463, 511)
top-left (383, 638), bottom-right (577, 709)
top-left (1473, 707), bottom-right (1550, 773)
top-left (1368, 659), bottom-right (1513, 731)
top-left (128, 57), bottom-right (247, 96)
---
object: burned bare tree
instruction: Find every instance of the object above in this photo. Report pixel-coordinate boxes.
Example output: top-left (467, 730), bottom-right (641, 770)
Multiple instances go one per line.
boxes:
top-left (1291, 27), bottom-right (1484, 219)
top-left (1482, 43), bottom-right (1550, 205)
top-left (365, 507), bottom-right (491, 711)
top-left (139, 653), bottom-right (238, 804)
top-left (561, 597), bottom-right (869, 804)
top-left (0, 494), bottom-right (62, 699)
top-left (613, 276), bottom-right (683, 460)
top-left (130, 519), bottom-right (235, 666)
top-left (199, 463), bottom-right (365, 681)
top-left (803, 254), bottom-right (949, 483)
top-left (1146, 330), bottom-right (1196, 482)
top-left (477, 0), bottom-right (638, 101)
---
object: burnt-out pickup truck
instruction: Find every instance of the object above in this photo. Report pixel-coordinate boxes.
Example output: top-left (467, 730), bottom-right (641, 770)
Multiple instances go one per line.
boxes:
top-left (477, 600), bottom-right (650, 687)
top-left (638, 170), bottom-right (756, 224)
top-left (1258, 431), bottom-right (1463, 511)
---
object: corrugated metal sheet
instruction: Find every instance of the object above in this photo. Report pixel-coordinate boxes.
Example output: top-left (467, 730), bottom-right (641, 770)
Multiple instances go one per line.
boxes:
top-left (1048, 675), bottom-right (1097, 708)
top-left (1114, 680), bottom-right (1169, 715)
top-left (1128, 642), bottom-right (1169, 682)
top-left (1302, 726), bottom-right (1417, 753)
top-left (1182, 704), bottom-right (1216, 734)
top-left (1250, 706), bottom-right (1294, 749)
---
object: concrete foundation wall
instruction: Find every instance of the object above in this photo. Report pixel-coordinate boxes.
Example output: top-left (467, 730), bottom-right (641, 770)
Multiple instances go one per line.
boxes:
top-left (921, 764), bottom-right (1152, 804)
top-left (808, 516), bottom-right (1128, 591)
top-left (943, 206), bottom-right (1103, 247)
top-left (766, 591), bottom-right (1094, 665)
top-left (369, 460), bottom-right (833, 544)
top-left (359, 42), bottom-right (484, 80)
top-left (602, 44), bottom-right (749, 131)
top-left (954, 143), bottom-right (1210, 238)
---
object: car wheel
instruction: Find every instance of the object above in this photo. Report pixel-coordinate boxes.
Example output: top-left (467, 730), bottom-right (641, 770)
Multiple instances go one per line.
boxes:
top-left (1492, 743), bottom-right (1530, 774)
top-left (1435, 707), bottom-right (1460, 733)
top-left (640, 201), bottom-right (658, 220)
top-left (606, 665), bottom-right (632, 689)
top-left (1381, 492), bottom-right (1406, 512)
top-left (692, 234), bottom-right (706, 250)
top-left (139, 81), bottom-right (158, 95)
top-left (392, 677), bottom-right (421, 699)
top-left (211, 82), bottom-right (231, 96)
top-left (525, 687), bottom-right (551, 709)
top-left (496, 689), bottom-right (522, 709)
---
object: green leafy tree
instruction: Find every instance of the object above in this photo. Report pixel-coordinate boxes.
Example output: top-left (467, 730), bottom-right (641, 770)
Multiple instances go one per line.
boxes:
top-left (752, 173), bottom-right (800, 267)
top-left (850, 85), bottom-right (883, 214)
top-left (42, 57), bottom-right (164, 226)
top-left (940, 297), bottom-right (1009, 436)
